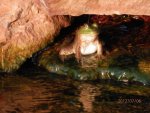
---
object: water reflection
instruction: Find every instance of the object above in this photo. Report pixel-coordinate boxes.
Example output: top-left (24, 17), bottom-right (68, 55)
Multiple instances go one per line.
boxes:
top-left (0, 72), bottom-right (150, 113)
top-left (79, 83), bottom-right (100, 113)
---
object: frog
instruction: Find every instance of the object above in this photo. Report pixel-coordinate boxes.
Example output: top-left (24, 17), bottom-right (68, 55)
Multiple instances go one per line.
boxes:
top-left (59, 23), bottom-right (103, 62)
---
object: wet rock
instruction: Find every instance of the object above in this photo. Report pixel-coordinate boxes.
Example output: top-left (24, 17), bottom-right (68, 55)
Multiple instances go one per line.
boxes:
top-left (37, 42), bottom-right (150, 85)
top-left (0, 0), bottom-right (70, 72)
top-left (91, 15), bottom-right (145, 26)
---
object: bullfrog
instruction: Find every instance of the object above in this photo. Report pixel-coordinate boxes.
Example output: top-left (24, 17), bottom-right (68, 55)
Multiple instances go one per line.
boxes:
top-left (59, 23), bottom-right (103, 62)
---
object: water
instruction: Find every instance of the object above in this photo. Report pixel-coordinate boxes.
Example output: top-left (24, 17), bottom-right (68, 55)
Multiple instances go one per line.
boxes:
top-left (0, 66), bottom-right (150, 113)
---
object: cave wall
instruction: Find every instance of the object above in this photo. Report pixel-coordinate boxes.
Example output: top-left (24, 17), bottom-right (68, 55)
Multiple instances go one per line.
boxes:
top-left (0, 0), bottom-right (70, 72)
top-left (45, 0), bottom-right (150, 16)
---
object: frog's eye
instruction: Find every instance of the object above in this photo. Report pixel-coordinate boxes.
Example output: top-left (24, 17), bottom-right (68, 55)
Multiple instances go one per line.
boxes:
top-left (91, 23), bottom-right (98, 28)
top-left (84, 24), bottom-right (89, 29)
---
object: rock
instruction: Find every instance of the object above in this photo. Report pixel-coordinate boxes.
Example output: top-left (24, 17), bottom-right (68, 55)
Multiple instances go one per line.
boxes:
top-left (46, 0), bottom-right (150, 16)
top-left (0, 0), bottom-right (70, 72)
top-left (140, 16), bottom-right (150, 22)
top-left (37, 42), bottom-right (150, 85)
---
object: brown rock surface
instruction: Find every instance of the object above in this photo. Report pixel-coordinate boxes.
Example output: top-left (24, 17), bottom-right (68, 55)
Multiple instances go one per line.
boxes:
top-left (46, 0), bottom-right (150, 16)
top-left (0, 0), bottom-right (70, 72)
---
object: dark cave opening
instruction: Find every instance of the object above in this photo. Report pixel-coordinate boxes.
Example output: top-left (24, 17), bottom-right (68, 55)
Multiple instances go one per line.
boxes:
top-left (52, 14), bottom-right (145, 54)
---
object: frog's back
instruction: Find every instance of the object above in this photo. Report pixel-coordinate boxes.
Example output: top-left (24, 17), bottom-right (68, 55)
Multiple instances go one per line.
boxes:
top-left (59, 43), bottom-right (75, 56)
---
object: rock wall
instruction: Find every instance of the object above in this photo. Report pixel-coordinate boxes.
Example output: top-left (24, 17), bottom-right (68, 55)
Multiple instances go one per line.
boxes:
top-left (45, 0), bottom-right (150, 16)
top-left (0, 0), bottom-right (70, 72)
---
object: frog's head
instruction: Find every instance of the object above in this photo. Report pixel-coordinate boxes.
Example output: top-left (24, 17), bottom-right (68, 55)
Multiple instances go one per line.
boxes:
top-left (77, 23), bottom-right (99, 42)
top-left (78, 23), bottom-right (99, 35)
top-left (90, 23), bottom-right (99, 31)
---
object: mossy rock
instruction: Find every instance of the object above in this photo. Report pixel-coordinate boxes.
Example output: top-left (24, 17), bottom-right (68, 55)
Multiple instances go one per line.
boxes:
top-left (37, 44), bottom-right (150, 85)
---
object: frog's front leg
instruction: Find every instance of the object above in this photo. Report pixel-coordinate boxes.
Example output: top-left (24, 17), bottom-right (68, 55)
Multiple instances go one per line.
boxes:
top-left (96, 39), bottom-right (103, 59)
top-left (74, 44), bottom-right (81, 63)
top-left (59, 44), bottom-right (74, 62)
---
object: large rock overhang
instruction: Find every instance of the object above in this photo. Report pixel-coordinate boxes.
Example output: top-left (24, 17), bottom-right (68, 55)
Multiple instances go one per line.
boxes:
top-left (0, 0), bottom-right (149, 72)
top-left (44, 0), bottom-right (150, 16)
